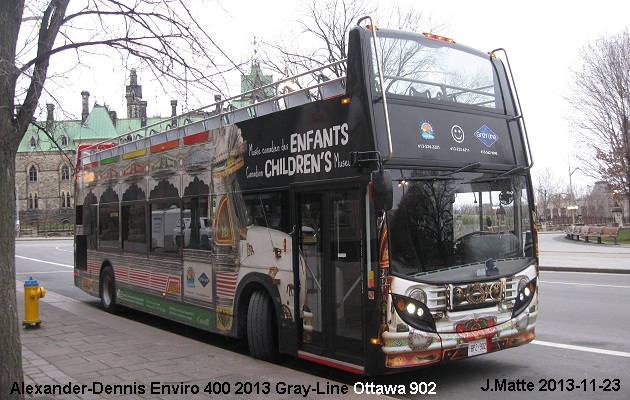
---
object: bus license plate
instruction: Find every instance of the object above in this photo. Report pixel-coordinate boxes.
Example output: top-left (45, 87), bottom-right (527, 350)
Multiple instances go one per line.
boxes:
top-left (468, 339), bottom-right (488, 357)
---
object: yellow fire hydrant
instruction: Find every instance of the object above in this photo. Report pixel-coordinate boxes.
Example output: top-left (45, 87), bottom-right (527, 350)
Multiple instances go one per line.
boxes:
top-left (23, 277), bottom-right (46, 328)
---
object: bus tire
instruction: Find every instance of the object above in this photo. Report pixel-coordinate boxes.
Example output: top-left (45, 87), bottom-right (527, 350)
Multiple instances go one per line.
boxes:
top-left (247, 290), bottom-right (281, 363)
top-left (100, 265), bottom-right (121, 314)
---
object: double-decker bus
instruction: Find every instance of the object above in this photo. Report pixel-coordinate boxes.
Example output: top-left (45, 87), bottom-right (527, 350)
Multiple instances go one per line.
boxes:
top-left (74, 17), bottom-right (538, 375)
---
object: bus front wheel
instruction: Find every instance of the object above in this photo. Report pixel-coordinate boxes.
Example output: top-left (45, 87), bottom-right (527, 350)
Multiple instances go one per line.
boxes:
top-left (247, 290), bottom-right (281, 363)
top-left (100, 266), bottom-right (120, 314)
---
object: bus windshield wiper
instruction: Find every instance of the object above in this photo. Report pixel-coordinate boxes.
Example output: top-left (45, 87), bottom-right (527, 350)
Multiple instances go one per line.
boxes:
top-left (449, 162), bottom-right (481, 175)
top-left (403, 176), bottom-right (462, 182)
top-left (468, 165), bottom-right (524, 184)
top-left (398, 162), bottom-right (479, 183)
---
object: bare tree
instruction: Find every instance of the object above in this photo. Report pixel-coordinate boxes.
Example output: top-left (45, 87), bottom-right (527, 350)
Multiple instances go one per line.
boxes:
top-left (567, 30), bottom-right (630, 202)
top-left (258, 0), bottom-right (448, 84)
top-left (1, 1), bottom-right (230, 395)
top-left (534, 167), bottom-right (564, 222)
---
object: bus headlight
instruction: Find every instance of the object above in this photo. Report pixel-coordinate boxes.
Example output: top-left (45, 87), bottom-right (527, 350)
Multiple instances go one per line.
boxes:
top-left (392, 294), bottom-right (436, 332)
top-left (512, 277), bottom-right (537, 318)
top-left (408, 288), bottom-right (427, 304)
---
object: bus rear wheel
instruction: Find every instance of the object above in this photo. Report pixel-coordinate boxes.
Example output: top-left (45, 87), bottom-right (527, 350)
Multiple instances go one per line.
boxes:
top-left (247, 290), bottom-right (281, 363)
top-left (100, 266), bottom-right (121, 314)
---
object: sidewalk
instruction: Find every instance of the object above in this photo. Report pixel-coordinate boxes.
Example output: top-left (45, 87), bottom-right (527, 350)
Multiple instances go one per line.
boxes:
top-left (537, 231), bottom-right (630, 274)
top-left (15, 284), bottom-right (386, 400)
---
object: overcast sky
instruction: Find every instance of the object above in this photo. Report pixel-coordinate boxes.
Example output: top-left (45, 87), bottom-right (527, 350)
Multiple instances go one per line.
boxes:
top-left (37, 0), bottom-right (629, 190)
top-left (422, 1), bottom-right (629, 190)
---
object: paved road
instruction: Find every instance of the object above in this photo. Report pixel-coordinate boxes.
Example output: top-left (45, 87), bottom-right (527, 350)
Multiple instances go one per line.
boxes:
top-left (14, 236), bottom-right (630, 399)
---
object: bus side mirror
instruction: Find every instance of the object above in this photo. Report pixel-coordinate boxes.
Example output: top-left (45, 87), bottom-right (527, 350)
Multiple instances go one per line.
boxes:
top-left (371, 169), bottom-right (393, 211)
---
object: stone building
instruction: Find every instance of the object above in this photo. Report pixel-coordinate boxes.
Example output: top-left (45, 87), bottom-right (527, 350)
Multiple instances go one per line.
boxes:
top-left (15, 69), bottom-right (168, 233)
top-left (15, 64), bottom-right (274, 233)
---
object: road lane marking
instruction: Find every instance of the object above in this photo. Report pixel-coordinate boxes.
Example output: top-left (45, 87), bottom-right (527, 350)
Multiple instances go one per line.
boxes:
top-left (16, 255), bottom-right (73, 269)
top-left (55, 246), bottom-right (74, 253)
top-left (533, 340), bottom-right (630, 358)
top-left (540, 280), bottom-right (630, 289)
top-left (16, 270), bottom-right (72, 274)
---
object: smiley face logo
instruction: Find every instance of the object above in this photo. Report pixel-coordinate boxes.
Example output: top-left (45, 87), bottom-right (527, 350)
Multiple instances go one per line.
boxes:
top-left (451, 125), bottom-right (464, 143)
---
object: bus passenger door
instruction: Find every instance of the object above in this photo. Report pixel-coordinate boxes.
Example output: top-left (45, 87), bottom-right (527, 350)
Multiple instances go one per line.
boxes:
top-left (296, 188), bottom-right (363, 366)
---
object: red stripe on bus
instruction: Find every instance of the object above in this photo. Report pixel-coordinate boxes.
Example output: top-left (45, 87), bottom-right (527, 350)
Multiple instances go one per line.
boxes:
top-left (183, 131), bottom-right (209, 145)
top-left (297, 352), bottom-right (364, 374)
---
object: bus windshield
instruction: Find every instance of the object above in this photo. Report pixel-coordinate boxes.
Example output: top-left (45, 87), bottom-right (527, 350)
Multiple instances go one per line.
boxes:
top-left (388, 169), bottom-right (534, 282)
top-left (374, 30), bottom-right (502, 111)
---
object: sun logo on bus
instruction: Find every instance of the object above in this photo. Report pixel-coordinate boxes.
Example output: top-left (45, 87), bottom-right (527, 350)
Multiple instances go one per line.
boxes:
top-left (186, 267), bottom-right (195, 289)
top-left (419, 120), bottom-right (435, 140)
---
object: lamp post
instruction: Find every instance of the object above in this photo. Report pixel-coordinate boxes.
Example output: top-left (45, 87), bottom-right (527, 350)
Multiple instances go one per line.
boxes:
top-left (567, 205), bottom-right (578, 225)
top-left (569, 165), bottom-right (580, 225)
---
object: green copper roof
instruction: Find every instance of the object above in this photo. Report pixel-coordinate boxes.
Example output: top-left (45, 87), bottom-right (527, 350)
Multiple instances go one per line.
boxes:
top-left (18, 104), bottom-right (120, 153)
top-left (78, 105), bottom-right (118, 140)
top-left (18, 119), bottom-right (82, 153)
top-left (17, 105), bottom-right (174, 154)
top-left (241, 63), bottom-right (273, 94)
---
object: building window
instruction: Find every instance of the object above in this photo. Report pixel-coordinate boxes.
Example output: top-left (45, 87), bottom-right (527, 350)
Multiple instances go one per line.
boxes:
top-left (29, 136), bottom-right (37, 148)
top-left (61, 164), bottom-right (70, 181)
top-left (28, 193), bottom-right (39, 210)
top-left (61, 191), bottom-right (72, 208)
top-left (61, 134), bottom-right (68, 147)
top-left (28, 194), bottom-right (33, 209)
top-left (29, 165), bottom-right (38, 182)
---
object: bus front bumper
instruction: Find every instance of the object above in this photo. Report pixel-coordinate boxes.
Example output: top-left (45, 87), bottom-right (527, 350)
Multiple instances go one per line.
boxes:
top-left (381, 310), bottom-right (536, 368)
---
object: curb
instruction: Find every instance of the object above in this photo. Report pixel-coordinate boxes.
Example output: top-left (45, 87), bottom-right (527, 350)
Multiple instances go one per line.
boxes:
top-left (539, 266), bottom-right (630, 274)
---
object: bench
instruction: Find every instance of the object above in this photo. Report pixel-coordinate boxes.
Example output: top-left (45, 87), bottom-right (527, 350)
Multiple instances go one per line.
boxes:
top-left (579, 225), bottom-right (596, 242)
top-left (565, 225), bottom-right (582, 240)
top-left (565, 225), bottom-right (621, 244)
top-left (596, 226), bottom-right (621, 245)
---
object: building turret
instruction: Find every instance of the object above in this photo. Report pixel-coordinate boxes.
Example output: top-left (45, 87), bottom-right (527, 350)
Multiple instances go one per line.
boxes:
top-left (126, 68), bottom-right (145, 118)
top-left (81, 91), bottom-right (90, 123)
top-left (46, 103), bottom-right (54, 132)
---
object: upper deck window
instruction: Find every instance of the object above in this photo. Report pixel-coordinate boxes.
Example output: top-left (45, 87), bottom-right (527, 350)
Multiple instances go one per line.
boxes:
top-left (373, 31), bottom-right (501, 111)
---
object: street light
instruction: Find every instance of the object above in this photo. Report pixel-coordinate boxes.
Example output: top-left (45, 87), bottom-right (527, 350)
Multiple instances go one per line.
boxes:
top-left (568, 206), bottom-right (578, 225)
top-left (569, 164), bottom-right (580, 224)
